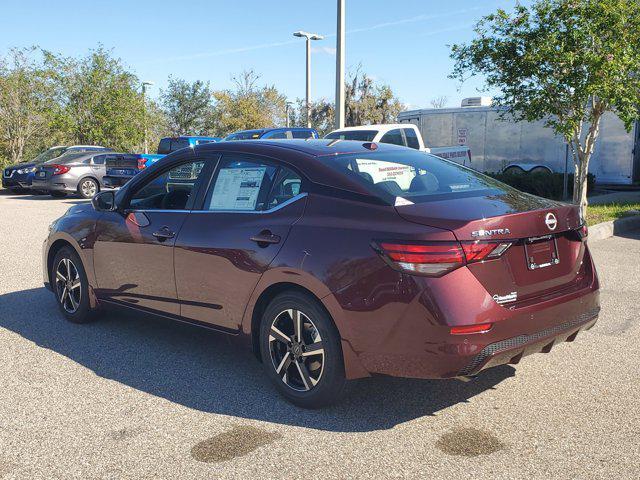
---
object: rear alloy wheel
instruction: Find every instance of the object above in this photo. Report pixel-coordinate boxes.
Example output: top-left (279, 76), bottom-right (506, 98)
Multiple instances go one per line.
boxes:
top-left (52, 247), bottom-right (98, 323)
top-left (260, 291), bottom-right (345, 408)
top-left (78, 178), bottom-right (99, 199)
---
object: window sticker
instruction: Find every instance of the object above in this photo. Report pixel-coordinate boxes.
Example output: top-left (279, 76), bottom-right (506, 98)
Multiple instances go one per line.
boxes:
top-left (355, 159), bottom-right (415, 189)
top-left (209, 167), bottom-right (267, 210)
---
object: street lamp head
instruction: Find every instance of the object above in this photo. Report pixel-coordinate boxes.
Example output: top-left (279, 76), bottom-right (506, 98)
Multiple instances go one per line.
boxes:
top-left (293, 31), bottom-right (323, 41)
top-left (142, 81), bottom-right (154, 87)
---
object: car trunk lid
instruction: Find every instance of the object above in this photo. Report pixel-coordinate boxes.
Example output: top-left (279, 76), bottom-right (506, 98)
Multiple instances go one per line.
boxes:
top-left (395, 191), bottom-right (588, 305)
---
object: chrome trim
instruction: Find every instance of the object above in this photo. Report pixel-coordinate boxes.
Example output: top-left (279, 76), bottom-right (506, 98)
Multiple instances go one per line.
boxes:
top-left (190, 192), bottom-right (308, 215)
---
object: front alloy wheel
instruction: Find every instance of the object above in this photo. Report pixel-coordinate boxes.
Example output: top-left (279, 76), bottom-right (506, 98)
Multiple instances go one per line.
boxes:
top-left (51, 247), bottom-right (98, 323)
top-left (269, 309), bottom-right (325, 391)
top-left (55, 258), bottom-right (82, 313)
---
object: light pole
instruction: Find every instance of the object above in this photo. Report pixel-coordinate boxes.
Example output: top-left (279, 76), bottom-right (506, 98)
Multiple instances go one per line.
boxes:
top-left (141, 81), bottom-right (154, 154)
top-left (285, 101), bottom-right (293, 127)
top-left (293, 31), bottom-right (323, 128)
top-left (335, 0), bottom-right (345, 129)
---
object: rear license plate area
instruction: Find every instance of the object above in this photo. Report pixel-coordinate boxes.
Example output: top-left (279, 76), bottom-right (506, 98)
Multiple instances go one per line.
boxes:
top-left (524, 235), bottom-right (559, 270)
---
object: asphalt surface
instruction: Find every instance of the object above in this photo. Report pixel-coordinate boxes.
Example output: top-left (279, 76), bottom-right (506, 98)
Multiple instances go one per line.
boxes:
top-left (0, 191), bottom-right (638, 479)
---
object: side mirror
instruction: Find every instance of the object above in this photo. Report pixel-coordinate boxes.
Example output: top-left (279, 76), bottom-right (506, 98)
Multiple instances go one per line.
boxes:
top-left (92, 190), bottom-right (117, 212)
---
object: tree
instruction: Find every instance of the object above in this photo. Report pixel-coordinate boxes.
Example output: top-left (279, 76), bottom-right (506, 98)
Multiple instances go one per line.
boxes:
top-left (291, 67), bottom-right (404, 135)
top-left (450, 0), bottom-right (640, 214)
top-left (160, 76), bottom-right (212, 135)
top-left (208, 70), bottom-right (287, 136)
top-left (430, 96), bottom-right (448, 109)
top-left (45, 46), bottom-right (147, 152)
top-left (0, 48), bottom-right (57, 166)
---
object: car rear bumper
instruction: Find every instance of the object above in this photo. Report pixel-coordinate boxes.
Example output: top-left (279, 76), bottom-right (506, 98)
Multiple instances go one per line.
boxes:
top-left (32, 178), bottom-right (76, 192)
top-left (336, 245), bottom-right (600, 380)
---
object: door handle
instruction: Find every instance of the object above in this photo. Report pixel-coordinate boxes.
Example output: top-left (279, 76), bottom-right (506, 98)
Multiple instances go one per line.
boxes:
top-left (152, 226), bottom-right (175, 241)
top-left (250, 231), bottom-right (281, 246)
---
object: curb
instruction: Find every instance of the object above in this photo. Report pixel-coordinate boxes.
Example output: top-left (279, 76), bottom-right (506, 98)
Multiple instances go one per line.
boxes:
top-left (588, 214), bottom-right (640, 242)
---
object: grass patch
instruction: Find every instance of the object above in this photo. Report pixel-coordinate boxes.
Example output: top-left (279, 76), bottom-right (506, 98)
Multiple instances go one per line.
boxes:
top-left (586, 203), bottom-right (640, 225)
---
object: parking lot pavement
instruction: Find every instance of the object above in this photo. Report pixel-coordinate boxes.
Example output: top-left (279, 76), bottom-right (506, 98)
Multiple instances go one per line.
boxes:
top-left (0, 191), bottom-right (638, 479)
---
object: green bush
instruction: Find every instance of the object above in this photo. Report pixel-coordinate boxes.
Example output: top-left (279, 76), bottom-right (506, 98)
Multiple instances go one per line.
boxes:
top-left (486, 171), bottom-right (596, 201)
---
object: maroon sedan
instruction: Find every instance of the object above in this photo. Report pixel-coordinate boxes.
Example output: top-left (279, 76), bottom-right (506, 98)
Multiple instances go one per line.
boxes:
top-left (43, 140), bottom-right (599, 408)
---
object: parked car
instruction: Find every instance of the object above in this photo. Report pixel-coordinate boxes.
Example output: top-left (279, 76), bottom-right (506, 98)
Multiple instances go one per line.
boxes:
top-left (325, 124), bottom-right (472, 166)
top-left (43, 139), bottom-right (599, 408)
top-left (102, 136), bottom-right (221, 188)
top-left (31, 150), bottom-right (129, 199)
top-left (224, 127), bottom-right (318, 141)
top-left (2, 145), bottom-right (108, 193)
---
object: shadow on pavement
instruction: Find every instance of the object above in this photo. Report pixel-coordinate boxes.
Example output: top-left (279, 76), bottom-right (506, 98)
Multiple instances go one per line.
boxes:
top-left (0, 287), bottom-right (515, 433)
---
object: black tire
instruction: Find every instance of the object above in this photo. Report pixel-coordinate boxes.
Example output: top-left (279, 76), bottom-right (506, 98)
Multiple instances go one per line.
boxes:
top-left (77, 178), bottom-right (99, 199)
top-left (259, 291), bottom-right (346, 408)
top-left (50, 191), bottom-right (67, 198)
top-left (51, 247), bottom-right (98, 324)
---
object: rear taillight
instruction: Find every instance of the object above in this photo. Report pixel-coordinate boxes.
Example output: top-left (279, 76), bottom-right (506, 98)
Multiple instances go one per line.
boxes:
top-left (375, 240), bottom-right (512, 277)
top-left (51, 164), bottom-right (70, 175)
top-left (378, 242), bottom-right (464, 276)
top-left (137, 156), bottom-right (147, 170)
top-left (461, 241), bottom-right (512, 262)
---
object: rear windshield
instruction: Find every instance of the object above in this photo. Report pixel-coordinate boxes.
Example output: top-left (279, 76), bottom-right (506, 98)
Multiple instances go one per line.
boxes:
top-left (325, 130), bottom-right (377, 142)
top-left (45, 152), bottom-right (88, 164)
top-left (328, 150), bottom-right (514, 203)
top-left (33, 147), bottom-right (67, 164)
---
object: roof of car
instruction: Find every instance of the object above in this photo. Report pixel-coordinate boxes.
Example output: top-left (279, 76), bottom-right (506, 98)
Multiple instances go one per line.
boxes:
top-left (198, 138), bottom-right (405, 157)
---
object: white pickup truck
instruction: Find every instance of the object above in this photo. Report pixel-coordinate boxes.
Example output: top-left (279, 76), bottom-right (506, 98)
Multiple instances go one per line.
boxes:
top-left (325, 123), bottom-right (471, 166)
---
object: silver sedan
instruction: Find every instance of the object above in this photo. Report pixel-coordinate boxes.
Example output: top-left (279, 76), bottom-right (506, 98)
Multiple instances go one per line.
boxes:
top-left (32, 151), bottom-right (139, 199)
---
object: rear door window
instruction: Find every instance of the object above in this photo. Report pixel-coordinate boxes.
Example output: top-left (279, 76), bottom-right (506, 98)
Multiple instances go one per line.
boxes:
top-left (262, 130), bottom-right (290, 139)
top-left (379, 129), bottom-right (405, 146)
top-left (291, 130), bottom-right (315, 139)
top-left (404, 129), bottom-right (420, 149)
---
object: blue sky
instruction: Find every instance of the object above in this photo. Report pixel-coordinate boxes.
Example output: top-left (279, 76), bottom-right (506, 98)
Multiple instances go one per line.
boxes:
top-left (1, 0), bottom-right (523, 109)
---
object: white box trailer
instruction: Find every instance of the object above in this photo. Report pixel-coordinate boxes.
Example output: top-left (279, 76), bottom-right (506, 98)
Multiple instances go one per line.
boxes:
top-left (398, 104), bottom-right (640, 185)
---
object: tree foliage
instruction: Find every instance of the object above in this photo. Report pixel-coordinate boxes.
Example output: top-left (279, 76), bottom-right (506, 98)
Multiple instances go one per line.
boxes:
top-left (450, 0), bottom-right (640, 212)
top-left (208, 70), bottom-right (287, 136)
top-left (160, 76), bottom-right (212, 136)
top-left (44, 46), bottom-right (147, 153)
top-left (290, 68), bottom-right (404, 136)
top-left (0, 48), bottom-right (58, 166)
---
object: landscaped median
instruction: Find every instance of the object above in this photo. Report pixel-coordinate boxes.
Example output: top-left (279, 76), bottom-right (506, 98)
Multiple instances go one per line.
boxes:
top-left (586, 202), bottom-right (640, 242)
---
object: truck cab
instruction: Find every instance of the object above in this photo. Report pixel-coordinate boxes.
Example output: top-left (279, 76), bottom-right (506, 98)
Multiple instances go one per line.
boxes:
top-left (325, 124), bottom-right (472, 166)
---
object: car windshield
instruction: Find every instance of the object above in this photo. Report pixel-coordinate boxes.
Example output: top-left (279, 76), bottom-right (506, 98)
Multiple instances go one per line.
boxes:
top-left (225, 131), bottom-right (263, 141)
top-left (32, 147), bottom-right (68, 164)
top-left (328, 150), bottom-right (516, 203)
top-left (325, 130), bottom-right (377, 142)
